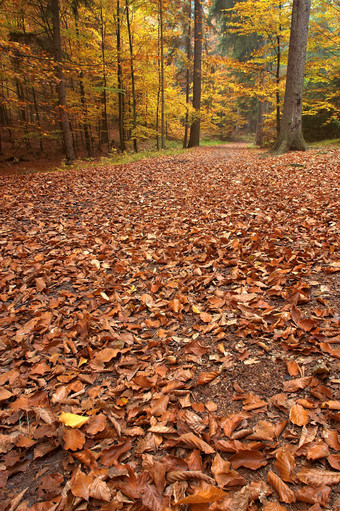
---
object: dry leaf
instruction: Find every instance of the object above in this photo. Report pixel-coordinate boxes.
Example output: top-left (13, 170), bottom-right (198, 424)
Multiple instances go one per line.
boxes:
top-left (63, 428), bottom-right (85, 451)
top-left (59, 412), bottom-right (89, 428)
top-left (296, 467), bottom-right (340, 486)
top-left (289, 404), bottom-right (309, 426)
top-left (176, 485), bottom-right (227, 504)
top-left (267, 470), bottom-right (296, 503)
top-left (178, 433), bottom-right (215, 454)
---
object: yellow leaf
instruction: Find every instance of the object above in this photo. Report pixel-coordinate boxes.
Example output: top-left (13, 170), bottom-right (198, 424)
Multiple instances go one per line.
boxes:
top-left (192, 305), bottom-right (201, 314)
top-left (78, 357), bottom-right (88, 367)
top-left (59, 412), bottom-right (89, 428)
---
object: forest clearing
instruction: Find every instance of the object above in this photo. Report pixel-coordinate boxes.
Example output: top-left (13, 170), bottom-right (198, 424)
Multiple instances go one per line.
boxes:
top-left (0, 144), bottom-right (339, 510)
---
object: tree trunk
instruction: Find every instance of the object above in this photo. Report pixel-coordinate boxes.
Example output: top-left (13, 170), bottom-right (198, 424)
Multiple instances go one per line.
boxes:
top-left (187, 0), bottom-right (202, 148)
top-left (116, 0), bottom-right (126, 152)
top-left (270, 0), bottom-right (311, 154)
top-left (183, 0), bottom-right (192, 149)
top-left (125, 0), bottom-right (138, 152)
top-left (159, 0), bottom-right (165, 149)
top-left (75, 16), bottom-right (93, 157)
top-left (100, 5), bottom-right (109, 147)
top-left (51, 0), bottom-right (76, 162)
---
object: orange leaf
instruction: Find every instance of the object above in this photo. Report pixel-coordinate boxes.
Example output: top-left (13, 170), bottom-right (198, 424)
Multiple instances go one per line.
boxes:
top-left (178, 432), bottom-right (215, 454)
top-left (296, 467), bottom-right (340, 486)
top-left (176, 485), bottom-right (227, 504)
top-left (322, 429), bottom-right (340, 450)
top-left (289, 404), bottom-right (309, 426)
top-left (230, 450), bottom-right (267, 470)
top-left (196, 371), bottom-right (220, 385)
top-left (70, 469), bottom-right (93, 501)
top-left (275, 445), bottom-right (296, 482)
top-left (211, 454), bottom-right (246, 488)
top-left (262, 503), bottom-right (288, 511)
top-left (267, 470), bottom-right (295, 503)
top-left (89, 478), bottom-right (111, 502)
top-left (283, 377), bottom-right (311, 393)
top-left (86, 414), bottom-right (107, 435)
top-left (327, 454), bottom-right (340, 470)
top-left (63, 429), bottom-right (86, 451)
top-left (200, 312), bottom-right (212, 323)
top-left (286, 360), bottom-right (300, 376)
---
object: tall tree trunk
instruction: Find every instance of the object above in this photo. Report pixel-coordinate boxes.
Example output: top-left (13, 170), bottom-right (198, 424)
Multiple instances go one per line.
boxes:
top-left (100, 5), bottom-right (109, 147)
top-left (116, 0), bottom-right (126, 152)
top-left (187, 0), bottom-right (202, 148)
top-left (75, 17), bottom-right (93, 157)
top-left (275, 0), bottom-right (282, 134)
top-left (183, 0), bottom-right (192, 149)
top-left (270, 0), bottom-right (311, 154)
top-left (51, 0), bottom-right (76, 162)
top-left (125, 0), bottom-right (138, 152)
top-left (159, 0), bottom-right (165, 149)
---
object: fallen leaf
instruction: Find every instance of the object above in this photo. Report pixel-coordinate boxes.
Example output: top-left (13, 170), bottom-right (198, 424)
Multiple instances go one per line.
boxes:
top-left (63, 428), bottom-right (86, 451)
top-left (289, 404), bottom-right (309, 426)
top-left (176, 485), bottom-right (227, 504)
top-left (267, 470), bottom-right (296, 503)
top-left (59, 412), bottom-right (89, 428)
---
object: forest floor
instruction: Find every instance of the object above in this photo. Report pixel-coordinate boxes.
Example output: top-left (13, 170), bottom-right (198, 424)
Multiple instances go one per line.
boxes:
top-left (0, 143), bottom-right (339, 511)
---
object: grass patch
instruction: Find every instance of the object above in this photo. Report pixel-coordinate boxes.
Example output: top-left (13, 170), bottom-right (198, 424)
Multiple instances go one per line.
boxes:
top-left (57, 143), bottom-right (187, 173)
top-left (309, 138), bottom-right (340, 148)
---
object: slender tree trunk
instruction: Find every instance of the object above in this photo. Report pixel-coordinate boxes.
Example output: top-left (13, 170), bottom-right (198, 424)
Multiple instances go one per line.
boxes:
top-left (32, 87), bottom-right (44, 152)
top-left (183, 0), bottom-right (192, 149)
top-left (125, 0), bottom-right (138, 152)
top-left (75, 17), bottom-right (93, 157)
top-left (116, 0), bottom-right (126, 152)
top-left (100, 5), bottom-right (109, 147)
top-left (159, 0), bottom-right (165, 149)
top-left (51, 0), bottom-right (76, 162)
top-left (276, 34), bottom-right (281, 133)
top-left (187, 0), bottom-right (202, 148)
top-left (270, 0), bottom-right (311, 154)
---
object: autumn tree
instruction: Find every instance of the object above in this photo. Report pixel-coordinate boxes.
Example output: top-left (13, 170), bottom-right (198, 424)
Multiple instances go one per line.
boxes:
top-left (270, 0), bottom-right (311, 154)
top-left (187, 0), bottom-right (203, 147)
top-left (51, 0), bottom-right (76, 162)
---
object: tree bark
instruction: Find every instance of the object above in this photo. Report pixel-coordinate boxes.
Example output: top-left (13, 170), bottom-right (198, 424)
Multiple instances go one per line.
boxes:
top-left (187, 0), bottom-right (202, 148)
top-left (183, 0), bottom-right (192, 149)
top-left (116, 0), bottom-right (126, 152)
top-left (159, 0), bottom-right (165, 149)
top-left (270, 0), bottom-right (311, 154)
top-left (99, 5), bottom-right (109, 147)
top-left (51, 0), bottom-right (76, 162)
top-left (125, 0), bottom-right (138, 152)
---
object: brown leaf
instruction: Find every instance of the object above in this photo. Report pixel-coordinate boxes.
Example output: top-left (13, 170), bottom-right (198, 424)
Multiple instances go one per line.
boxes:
top-left (86, 414), bottom-right (107, 435)
top-left (322, 428), bottom-right (340, 450)
top-left (267, 470), bottom-right (296, 503)
top-left (211, 454), bottom-right (247, 488)
top-left (262, 504), bottom-right (288, 511)
top-left (70, 469), bottom-right (93, 501)
top-left (249, 420), bottom-right (276, 441)
top-left (221, 413), bottom-right (247, 437)
top-left (178, 432), bottom-right (215, 454)
top-left (101, 439), bottom-right (132, 466)
top-left (275, 445), bottom-right (296, 482)
top-left (168, 298), bottom-right (183, 313)
top-left (200, 312), bottom-right (212, 323)
top-left (141, 484), bottom-right (168, 511)
top-left (196, 371), bottom-right (220, 385)
top-left (295, 485), bottom-right (331, 506)
top-left (286, 360), bottom-right (300, 376)
top-left (89, 478), bottom-right (111, 502)
top-left (291, 306), bottom-right (317, 331)
top-left (327, 454), bottom-right (340, 470)
top-left (283, 377), bottom-right (311, 393)
top-left (63, 428), bottom-right (86, 451)
top-left (230, 450), bottom-right (267, 470)
top-left (296, 467), bottom-right (340, 486)
top-left (289, 404), bottom-right (309, 426)
top-left (306, 441), bottom-right (329, 460)
top-left (176, 485), bottom-right (227, 504)
top-left (0, 389), bottom-right (13, 402)
top-left (210, 485), bottom-right (250, 511)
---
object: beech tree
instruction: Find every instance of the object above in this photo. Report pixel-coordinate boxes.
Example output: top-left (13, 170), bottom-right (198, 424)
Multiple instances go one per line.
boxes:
top-left (270, 0), bottom-right (311, 154)
top-left (188, 0), bottom-right (203, 148)
top-left (51, 0), bottom-right (76, 162)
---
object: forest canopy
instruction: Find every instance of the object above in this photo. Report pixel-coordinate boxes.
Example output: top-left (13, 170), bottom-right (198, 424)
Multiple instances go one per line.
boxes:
top-left (0, 0), bottom-right (339, 159)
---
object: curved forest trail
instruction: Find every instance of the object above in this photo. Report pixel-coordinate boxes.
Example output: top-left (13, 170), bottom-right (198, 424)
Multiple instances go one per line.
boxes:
top-left (0, 145), bottom-right (339, 510)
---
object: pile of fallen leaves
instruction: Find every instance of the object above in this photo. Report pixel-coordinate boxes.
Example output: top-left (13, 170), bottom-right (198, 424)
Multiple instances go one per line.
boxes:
top-left (0, 144), bottom-right (339, 511)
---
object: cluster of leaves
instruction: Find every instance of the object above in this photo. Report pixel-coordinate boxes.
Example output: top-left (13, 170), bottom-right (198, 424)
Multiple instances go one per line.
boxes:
top-left (0, 145), bottom-right (339, 510)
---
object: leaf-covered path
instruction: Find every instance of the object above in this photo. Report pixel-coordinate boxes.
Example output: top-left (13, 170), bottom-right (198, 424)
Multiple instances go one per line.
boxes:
top-left (0, 145), bottom-right (339, 510)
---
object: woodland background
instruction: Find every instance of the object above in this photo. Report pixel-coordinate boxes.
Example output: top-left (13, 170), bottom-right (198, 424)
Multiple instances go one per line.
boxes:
top-left (0, 0), bottom-right (339, 162)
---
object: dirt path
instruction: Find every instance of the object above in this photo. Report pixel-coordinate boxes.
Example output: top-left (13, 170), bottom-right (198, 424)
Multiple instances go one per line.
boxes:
top-left (0, 146), bottom-right (339, 510)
